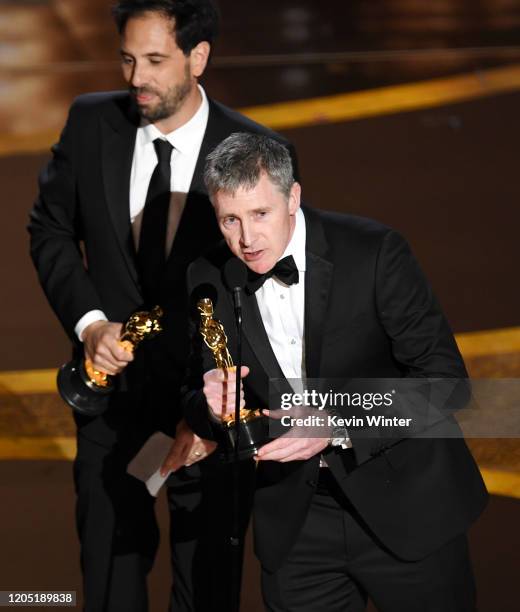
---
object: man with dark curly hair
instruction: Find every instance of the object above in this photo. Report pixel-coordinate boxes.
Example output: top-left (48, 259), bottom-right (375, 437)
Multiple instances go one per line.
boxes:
top-left (29, 2), bottom-right (298, 610)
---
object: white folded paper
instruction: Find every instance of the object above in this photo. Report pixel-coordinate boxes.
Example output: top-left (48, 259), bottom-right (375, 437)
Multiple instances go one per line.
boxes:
top-left (127, 431), bottom-right (174, 497)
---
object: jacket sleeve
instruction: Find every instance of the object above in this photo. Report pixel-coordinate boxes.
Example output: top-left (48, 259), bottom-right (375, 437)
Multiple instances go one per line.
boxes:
top-left (348, 230), bottom-right (469, 464)
top-left (28, 100), bottom-right (104, 342)
top-left (375, 230), bottom-right (467, 379)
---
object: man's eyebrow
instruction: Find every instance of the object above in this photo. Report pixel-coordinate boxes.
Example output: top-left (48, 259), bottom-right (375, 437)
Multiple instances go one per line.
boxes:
top-left (119, 50), bottom-right (170, 58)
top-left (144, 52), bottom-right (170, 58)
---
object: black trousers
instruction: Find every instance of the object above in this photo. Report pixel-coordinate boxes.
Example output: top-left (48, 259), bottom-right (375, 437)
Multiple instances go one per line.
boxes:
top-left (75, 431), bottom-right (255, 612)
top-left (74, 433), bottom-right (210, 612)
top-left (261, 469), bottom-right (476, 612)
top-left (173, 460), bottom-right (256, 612)
top-left (74, 433), bottom-right (159, 612)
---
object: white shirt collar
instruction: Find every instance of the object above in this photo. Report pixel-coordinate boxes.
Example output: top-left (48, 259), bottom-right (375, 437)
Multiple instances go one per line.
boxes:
top-left (139, 84), bottom-right (209, 154)
top-left (280, 207), bottom-right (306, 272)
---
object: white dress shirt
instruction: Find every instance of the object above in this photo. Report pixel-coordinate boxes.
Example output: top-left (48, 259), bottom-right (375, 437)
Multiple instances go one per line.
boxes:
top-left (75, 86), bottom-right (210, 340)
top-left (255, 208), bottom-right (306, 381)
top-left (256, 209), bottom-right (350, 455)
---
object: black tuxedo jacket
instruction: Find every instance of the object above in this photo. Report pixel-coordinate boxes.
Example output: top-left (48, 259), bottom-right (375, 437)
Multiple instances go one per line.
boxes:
top-left (183, 207), bottom-right (488, 571)
top-left (29, 90), bottom-right (298, 450)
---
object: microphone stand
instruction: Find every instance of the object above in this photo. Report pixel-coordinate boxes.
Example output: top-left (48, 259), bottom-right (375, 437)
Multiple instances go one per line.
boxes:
top-left (230, 286), bottom-right (242, 612)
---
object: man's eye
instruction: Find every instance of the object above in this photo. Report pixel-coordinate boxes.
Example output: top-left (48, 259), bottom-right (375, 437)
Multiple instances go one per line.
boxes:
top-left (224, 217), bottom-right (236, 226)
top-left (149, 58), bottom-right (162, 65)
top-left (121, 57), bottom-right (134, 65)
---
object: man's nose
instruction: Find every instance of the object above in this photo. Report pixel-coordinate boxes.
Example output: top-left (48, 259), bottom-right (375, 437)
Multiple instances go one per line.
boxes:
top-left (240, 222), bottom-right (253, 248)
top-left (130, 63), bottom-right (147, 88)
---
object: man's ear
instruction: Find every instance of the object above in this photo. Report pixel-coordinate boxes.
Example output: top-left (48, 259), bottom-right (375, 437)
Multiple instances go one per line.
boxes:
top-left (288, 182), bottom-right (301, 215)
top-left (189, 41), bottom-right (210, 78)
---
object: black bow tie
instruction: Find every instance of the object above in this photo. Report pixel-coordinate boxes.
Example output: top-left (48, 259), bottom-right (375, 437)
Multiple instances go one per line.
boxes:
top-left (247, 255), bottom-right (299, 293)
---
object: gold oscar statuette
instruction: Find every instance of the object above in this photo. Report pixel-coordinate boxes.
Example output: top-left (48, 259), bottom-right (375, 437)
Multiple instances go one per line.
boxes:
top-left (197, 298), bottom-right (262, 427)
top-left (57, 306), bottom-right (164, 416)
top-left (84, 306), bottom-right (164, 388)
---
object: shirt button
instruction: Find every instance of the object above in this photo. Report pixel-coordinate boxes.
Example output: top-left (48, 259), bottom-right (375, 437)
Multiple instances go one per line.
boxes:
top-left (290, 339), bottom-right (296, 345)
top-left (280, 294), bottom-right (285, 300)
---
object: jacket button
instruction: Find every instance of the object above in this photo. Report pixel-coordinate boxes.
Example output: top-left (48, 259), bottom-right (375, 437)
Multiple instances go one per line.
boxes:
top-left (306, 480), bottom-right (317, 488)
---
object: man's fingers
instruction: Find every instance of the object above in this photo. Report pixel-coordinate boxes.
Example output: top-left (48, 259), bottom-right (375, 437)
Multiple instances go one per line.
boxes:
top-left (184, 439), bottom-right (217, 466)
top-left (112, 344), bottom-right (134, 362)
top-left (160, 448), bottom-right (181, 475)
top-left (88, 340), bottom-right (133, 372)
top-left (99, 343), bottom-right (132, 366)
top-left (258, 436), bottom-right (294, 453)
top-left (256, 437), bottom-right (301, 461)
top-left (256, 438), bottom-right (329, 462)
top-left (205, 390), bottom-right (244, 418)
top-left (83, 321), bottom-right (133, 375)
top-left (160, 459), bottom-right (174, 477)
top-left (203, 366), bottom-right (250, 383)
top-left (262, 408), bottom-right (286, 420)
top-left (87, 358), bottom-right (119, 377)
top-left (162, 423), bottom-right (217, 474)
top-left (203, 367), bottom-right (249, 419)
top-left (203, 368), bottom-right (229, 382)
top-left (275, 440), bottom-right (327, 462)
top-left (210, 390), bottom-right (242, 404)
top-left (160, 440), bottom-right (190, 476)
top-left (88, 357), bottom-right (125, 376)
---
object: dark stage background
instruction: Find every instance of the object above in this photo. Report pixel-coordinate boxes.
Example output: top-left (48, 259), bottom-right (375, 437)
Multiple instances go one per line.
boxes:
top-left (0, 1), bottom-right (519, 610)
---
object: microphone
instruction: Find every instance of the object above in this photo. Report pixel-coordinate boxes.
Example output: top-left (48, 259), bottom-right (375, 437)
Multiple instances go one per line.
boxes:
top-left (223, 257), bottom-right (247, 443)
top-left (223, 257), bottom-right (248, 315)
top-left (223, 256), bottom-right (248, 572)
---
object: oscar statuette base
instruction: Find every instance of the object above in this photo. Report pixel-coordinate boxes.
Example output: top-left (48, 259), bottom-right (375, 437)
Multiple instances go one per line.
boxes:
top-left (224, 411), bottom-right (270, 461)
top-left (57, 358), bottom-right (113, 417)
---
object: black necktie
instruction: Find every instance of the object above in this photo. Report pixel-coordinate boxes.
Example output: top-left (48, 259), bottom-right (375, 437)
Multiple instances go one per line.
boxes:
top-left (247, 255), bottom-right (299, 293)
top-left (138, 138), bottom-right (173, 304)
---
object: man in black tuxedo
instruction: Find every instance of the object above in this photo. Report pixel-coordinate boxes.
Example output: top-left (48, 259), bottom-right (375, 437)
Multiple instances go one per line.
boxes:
top-left (28, 2), bottom-right (297, 610)
top-left (183, 133), bottom-right (488, 611)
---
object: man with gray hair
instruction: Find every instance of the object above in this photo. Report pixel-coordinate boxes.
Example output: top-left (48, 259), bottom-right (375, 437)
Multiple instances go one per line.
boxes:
top-left (204, 132), bottom-right (295, 200)
top-left (183, 132), bottom-right (487, 611)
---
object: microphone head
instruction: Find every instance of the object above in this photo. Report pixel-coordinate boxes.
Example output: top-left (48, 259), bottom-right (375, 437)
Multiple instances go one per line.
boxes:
top-left (223, 257), bottom-right (248, 291)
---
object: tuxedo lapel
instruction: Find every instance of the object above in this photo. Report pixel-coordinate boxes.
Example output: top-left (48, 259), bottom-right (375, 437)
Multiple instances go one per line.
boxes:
top-left (209, 244), bottom-right (287, 394)
top-left (189, 100), bottom-right (229, 195)
top-left (101, 98), bottom-right (140, 290)
top-left (236, 290), bottom-right (286, 385)
top-left (224, 208), bottom-right (334, 389)
top-left (303, 208), bottom-right (334, 378)
top-left (166, 99), bottom-right (235, 263)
